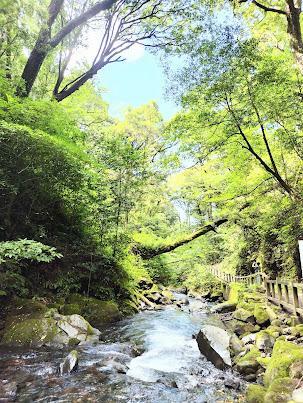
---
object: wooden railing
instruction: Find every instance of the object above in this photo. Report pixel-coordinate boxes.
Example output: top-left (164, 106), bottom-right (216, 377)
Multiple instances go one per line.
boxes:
top-left (208, 266), bottom-right (303, 317)
top-left (208, 267), bottom-right (264, 286)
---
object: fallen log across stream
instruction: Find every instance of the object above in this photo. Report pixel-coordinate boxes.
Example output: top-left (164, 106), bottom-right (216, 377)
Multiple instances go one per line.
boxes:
top-left (133, 218), bottom-right (228, 260)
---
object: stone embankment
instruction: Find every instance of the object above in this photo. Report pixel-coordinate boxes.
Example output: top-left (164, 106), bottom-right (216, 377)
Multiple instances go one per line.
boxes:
top-left (195, 283), bottom-right (303, 403)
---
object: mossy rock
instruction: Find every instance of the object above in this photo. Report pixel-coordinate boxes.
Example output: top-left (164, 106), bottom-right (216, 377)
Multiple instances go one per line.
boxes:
top-left (237, 301), bottom-right (255, 312)
top-left (233, 308), bottom-right (255, 323)
top-left (228, 283), bottom-right (244, 304)
top-left (235, 346), bottom-right (261, 375)
top-left (254, 305), bottom-right (270, 326)
top-left (246, 384), bottom-right (266, 403)
top-left (255, 330), bottom-right (275, 352)
top-left (292, 324), bottom-right (303, 337)
top-left (64, 294), bottom-right (121, 328)
top-left (5, 298), bottom-right (48, 324)
top-left (265, 325), bottom-right (282, 339)
top-left (61, 303), bottom-right (82, 316)
top-left (2, 317), bottom-right (59, 346)
top-left (264, 340), bottom-right (303, 387)
top-left (234, 321), bottom-right (260, 336)
top-left (264, 377), bottom-right (296, 403)
top-left (161, 289), bottom-right (174, 301)
top-left (119, 299), bottom-right (139, 316)
top-left (257, 356), bottom-right (271, 369)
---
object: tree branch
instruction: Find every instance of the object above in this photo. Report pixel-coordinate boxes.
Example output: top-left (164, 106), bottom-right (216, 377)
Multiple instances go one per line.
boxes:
top-left (134, 218), bottom-right (228, 259)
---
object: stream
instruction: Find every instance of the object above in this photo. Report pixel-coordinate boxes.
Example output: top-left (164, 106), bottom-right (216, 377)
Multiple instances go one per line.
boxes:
top-left (0, 295), bottom-right (245, 402)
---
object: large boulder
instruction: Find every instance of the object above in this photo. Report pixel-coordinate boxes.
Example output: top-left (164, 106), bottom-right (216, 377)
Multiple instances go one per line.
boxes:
top-left (264, 340), bottom-right (303, 387)
top-left (1, 310), bottom-right (100, 347)
top-left (62, 294), bottom-right (122, 328)
top-left (196, 325), bottom-right (232, 370)
top-left (211, 302), bottom-right (237, 314)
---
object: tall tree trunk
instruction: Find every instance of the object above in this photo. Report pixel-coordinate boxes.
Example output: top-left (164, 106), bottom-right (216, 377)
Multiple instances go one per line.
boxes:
top-left (17, 0), bottom-right (116, 97)
top-left (286, 0), bottom-right (303, 64)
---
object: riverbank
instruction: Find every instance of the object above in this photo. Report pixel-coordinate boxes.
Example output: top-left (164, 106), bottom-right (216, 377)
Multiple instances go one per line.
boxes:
top-left (206, 283), bottom-right (303, 403)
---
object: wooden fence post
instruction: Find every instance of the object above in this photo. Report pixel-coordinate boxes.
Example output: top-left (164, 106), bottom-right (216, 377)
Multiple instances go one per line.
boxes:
top-left (277, 281), bottom-right (283, 303)
top-left (293, 284), bottom-right (299, 316)
top-left (284, 284), bottom-right (290, 304)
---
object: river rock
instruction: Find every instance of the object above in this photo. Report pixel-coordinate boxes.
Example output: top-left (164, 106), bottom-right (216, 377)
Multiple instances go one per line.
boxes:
top-left (0, 380), bottom-right (17, 400)
top-left (1, 310), bottom-right (100, 347)
top-left (233, 308), bottom-right (255, 324)
top-left (196, 325), bottom-right (232, 370)
top-left (289, 359), bottom-right (303, 379)
top-left (138, 278), bottom-right (153, 290)
top-left (61, 294), bottom-right (122, 328)
top-left (254, 305), bottom-right (270, 326)
top-left (211, 302), bottom-right (237, 314)
top-left (59, 350), bottom-right (79, 375)
top-left (241, 333), bottom-right (257, 345)
top-left (229, 334), bottom-right (244, 356)
top-left (255, 331), bottom-right (275, 353)
top-left (178, 297), bottom-right (189, 305)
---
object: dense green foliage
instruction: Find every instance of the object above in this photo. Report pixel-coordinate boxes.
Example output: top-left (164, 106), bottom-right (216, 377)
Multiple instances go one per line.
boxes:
top-left (1, 0), bottom-right (303, 303)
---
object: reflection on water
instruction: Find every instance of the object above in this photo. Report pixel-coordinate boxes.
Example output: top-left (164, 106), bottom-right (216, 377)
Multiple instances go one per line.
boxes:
top-left (0, 296), bottom-right (245, 402)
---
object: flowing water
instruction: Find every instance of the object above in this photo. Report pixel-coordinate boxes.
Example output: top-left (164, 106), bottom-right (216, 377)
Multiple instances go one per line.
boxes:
top-left (0, 296), bottom-right (245, 402)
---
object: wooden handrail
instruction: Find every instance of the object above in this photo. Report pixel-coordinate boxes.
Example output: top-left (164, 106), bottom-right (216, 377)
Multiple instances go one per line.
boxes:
top-left (207, 267), bottom-right (303, 318)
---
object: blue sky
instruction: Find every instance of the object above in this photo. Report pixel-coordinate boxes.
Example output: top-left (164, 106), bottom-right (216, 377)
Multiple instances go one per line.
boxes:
top-left (96, 50), bottom-right (179, 121)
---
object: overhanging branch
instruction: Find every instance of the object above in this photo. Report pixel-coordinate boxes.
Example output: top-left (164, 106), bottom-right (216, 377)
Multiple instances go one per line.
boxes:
top-left (133, 218), bottom-right (228, 260)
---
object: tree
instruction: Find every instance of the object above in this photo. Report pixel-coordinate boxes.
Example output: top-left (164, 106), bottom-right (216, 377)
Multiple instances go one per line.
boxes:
top-left (238, 0), bottom-right (303, 67)
top-left (17, 0), bottom-right (117, 97)
top-left (18, 0), bottom-right (189, 100)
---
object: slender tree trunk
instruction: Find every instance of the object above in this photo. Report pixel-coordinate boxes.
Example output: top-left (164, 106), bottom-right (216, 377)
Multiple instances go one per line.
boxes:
top-left (17, 0), bottom-right (116, 97)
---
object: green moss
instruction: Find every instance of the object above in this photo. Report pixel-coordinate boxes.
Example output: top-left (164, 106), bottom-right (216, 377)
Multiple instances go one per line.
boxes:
top-left (2, 317), bottom-right (58, 346)
top-left (265, 325), bottom-right (282, 339)
top-left (119, 299), bottom-right (139, 316)
top-left (64, 294), bottom-right (121, 328)
top-left (246, 384), bottom-right (266, 403)
top-left (257, 356), bottom-right (271, 369)
top-left (68, 337), bottom-right (80, 347)
top-left (235, 346), bottom-right (261, 374)
top-left (264, 340), bottom-right (303, 387)
top-left (61, 303), bottom-right (81, 316)
top-left (228, 283), bottom-right (244, 304)
top-left (254, 305), bottom-right (270, 325)
top-left (237, 301), bottom-right (255, 312)
top-left (161, 289), bottom-right (174, 301)
top-left (264, 377), bottom-right (296, 403)
top-left (292, 324), bottom-right (303, 337)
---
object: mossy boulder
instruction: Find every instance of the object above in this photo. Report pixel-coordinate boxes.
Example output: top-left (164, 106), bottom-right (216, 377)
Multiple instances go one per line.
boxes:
top-left (264, 377), bottom-right (296, 403)
top-left (2, 317), bottom-right (59, 346)
top-left (264, 340), bottom-right (303, 387)
top-left (254, 305), bottom-right (270, 326)
top-left (234, 321), bottom-right (260, 336)
top-left (235, 346), bottom-right (261, 375)
top-left (62, 294), bottom-right (122, 328)
top-left (233, 308), bottom-right (255, 323)
top-left (246, 384), bottom-right (267, 403)
top-left (1, 310), bottom-right (100, 347)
